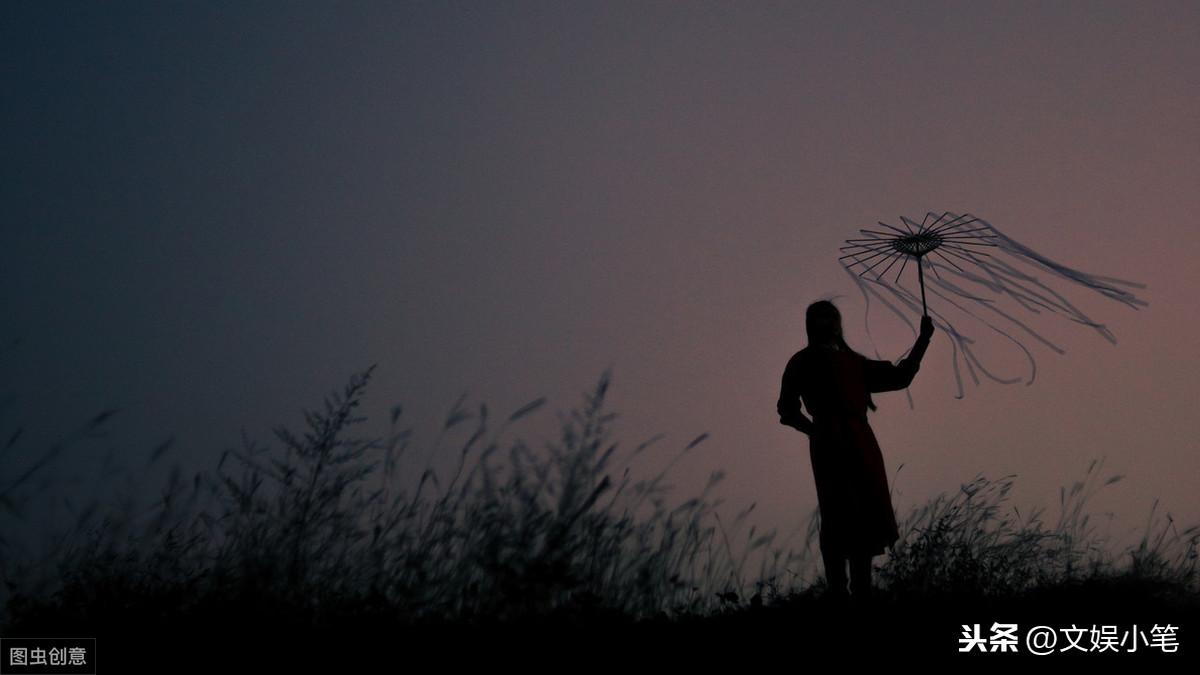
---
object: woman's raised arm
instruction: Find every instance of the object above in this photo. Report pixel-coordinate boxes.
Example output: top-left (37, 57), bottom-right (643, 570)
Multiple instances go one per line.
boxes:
top-left (864, 317), bottom-right (934, 393)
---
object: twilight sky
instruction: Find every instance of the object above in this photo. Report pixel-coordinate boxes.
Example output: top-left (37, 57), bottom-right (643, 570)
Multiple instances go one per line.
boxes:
top-left (3, 1), bottom-right (1198, 558)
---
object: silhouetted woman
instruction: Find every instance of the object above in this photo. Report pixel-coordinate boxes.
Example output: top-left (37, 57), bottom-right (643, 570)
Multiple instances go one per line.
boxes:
top-left (777, 300), bottom-right (933, 599)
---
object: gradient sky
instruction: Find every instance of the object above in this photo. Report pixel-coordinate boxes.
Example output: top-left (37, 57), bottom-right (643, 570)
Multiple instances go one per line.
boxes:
top-left (3, 1), bottom-right (1198, 559)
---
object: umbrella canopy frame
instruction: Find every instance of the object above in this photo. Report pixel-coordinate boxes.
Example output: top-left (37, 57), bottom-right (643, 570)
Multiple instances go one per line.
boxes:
top-left (835, 211), bottom-right (1148, 400)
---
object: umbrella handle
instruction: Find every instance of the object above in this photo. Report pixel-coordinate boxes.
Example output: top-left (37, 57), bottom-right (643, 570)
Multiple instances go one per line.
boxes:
top-left (918, 256), bottom-right (927, 316)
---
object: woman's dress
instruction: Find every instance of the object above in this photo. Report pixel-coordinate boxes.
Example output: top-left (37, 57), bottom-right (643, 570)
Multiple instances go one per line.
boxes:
top-left (776, 335), bottom-right (929, 557)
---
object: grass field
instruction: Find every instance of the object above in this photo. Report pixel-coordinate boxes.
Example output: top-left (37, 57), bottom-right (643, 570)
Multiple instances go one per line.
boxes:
top-left (2, 367), bottom-right (1197, 665)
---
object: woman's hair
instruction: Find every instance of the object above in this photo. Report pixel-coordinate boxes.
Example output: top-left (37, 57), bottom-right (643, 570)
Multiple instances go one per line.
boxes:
top-left (805, 300), bottom-right (878, 411)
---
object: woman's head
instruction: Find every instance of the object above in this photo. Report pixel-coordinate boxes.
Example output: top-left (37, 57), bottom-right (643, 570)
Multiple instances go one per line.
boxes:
top-left (805, 300), bottom-right (877, 411)
top-left (806, 300), bottom-right (843, 346)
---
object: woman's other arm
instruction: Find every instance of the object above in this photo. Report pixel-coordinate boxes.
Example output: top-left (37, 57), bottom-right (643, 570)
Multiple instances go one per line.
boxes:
top-left (778, 353), bottom-right (814, 435)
